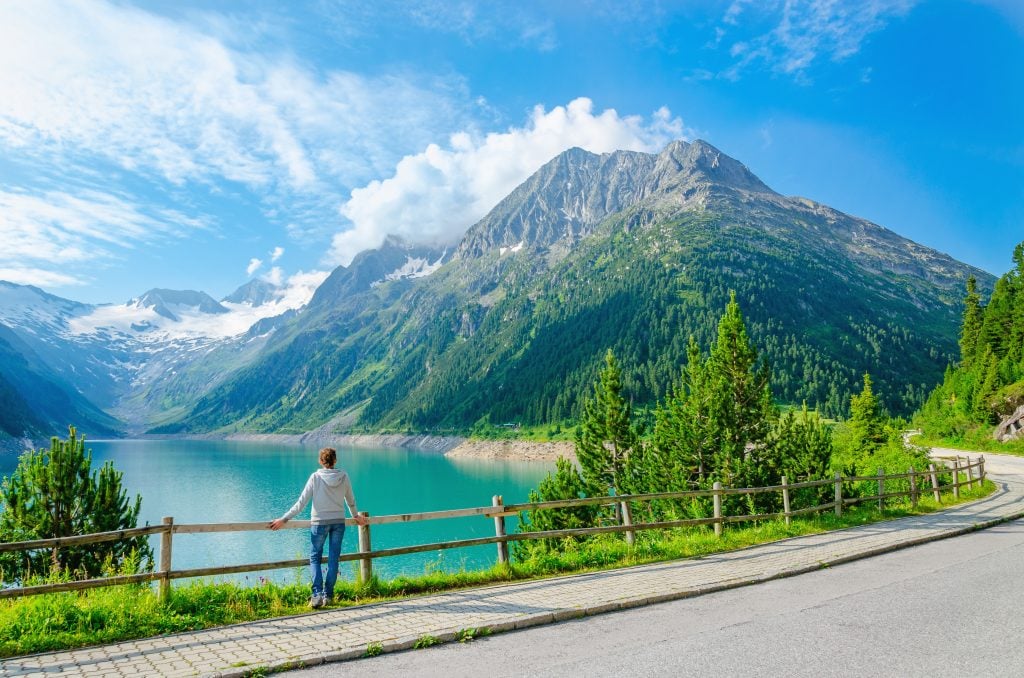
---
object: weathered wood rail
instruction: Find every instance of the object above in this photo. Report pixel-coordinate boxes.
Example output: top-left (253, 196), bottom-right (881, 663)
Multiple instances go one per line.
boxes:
top-left (0, 455), bottom-right (985, 600)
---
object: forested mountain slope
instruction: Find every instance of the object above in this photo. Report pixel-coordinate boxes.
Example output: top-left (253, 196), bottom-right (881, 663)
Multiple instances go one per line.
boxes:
top-left (157, 140), bottom-right (992, 435)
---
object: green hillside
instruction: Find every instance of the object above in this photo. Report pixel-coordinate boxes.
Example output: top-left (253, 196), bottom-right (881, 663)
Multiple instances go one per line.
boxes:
top-left (155, 141), bottom-right (988, 436)
top-left (915, 243), bottom-right (1024, 446)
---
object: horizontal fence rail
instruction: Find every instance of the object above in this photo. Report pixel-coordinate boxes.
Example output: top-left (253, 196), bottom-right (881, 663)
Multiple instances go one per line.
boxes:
top-left (0, 455), bottom-right (986, 600)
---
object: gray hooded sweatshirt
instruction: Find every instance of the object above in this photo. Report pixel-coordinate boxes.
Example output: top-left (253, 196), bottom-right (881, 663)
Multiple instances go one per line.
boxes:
top-left (279, 468), bottom-right (358, 524)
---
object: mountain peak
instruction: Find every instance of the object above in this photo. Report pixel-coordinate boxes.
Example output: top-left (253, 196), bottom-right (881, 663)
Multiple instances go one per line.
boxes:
top-left (650, 139), bottom-right (773, 195)
top-left (309, 236), bottom-right (447, 308)
top-left (222, 279), bottom-right (280, 307)
top-left (132, 289), bottom-right (228, 321)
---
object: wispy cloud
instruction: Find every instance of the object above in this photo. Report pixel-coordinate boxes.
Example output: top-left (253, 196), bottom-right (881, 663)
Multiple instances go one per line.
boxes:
top-left (0, 188), bottom-right (208, 287)
top-left (0, 0), bottom-right (473, 240)
top-left (270, 246), bottom-right (284, 262)
top-left (246, 258), bottom-right (263, 276)
top-left (329, 97), bottom-right (688, 264)
top-left (316, 0), bottom-right (558, 51)
top-left (719, 0), bottom-right (916, 81)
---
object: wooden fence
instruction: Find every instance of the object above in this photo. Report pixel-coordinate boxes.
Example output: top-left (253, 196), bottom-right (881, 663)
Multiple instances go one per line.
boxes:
top-left (0, 455), bottom-right (985, 601)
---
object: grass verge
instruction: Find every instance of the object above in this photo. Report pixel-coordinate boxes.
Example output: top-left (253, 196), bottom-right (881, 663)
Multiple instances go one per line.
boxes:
top-left (915, 432), bottom-right (1024, 457)
top-left (0, 479), bottom-right (996, 658)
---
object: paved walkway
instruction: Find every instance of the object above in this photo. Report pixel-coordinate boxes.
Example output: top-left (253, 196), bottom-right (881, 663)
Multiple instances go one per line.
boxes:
top-left (3, 457), bottom-right (1023, 678)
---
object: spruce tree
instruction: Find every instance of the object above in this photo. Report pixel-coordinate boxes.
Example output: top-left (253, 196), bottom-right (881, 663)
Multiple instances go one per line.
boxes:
top-left (706, 291), bottom-right (776, 488)
top-left (519, 457), bottom-right (599, 550)
top-left (574, 350), bottom-right (638, 496)
top-left (651, 337), bottom-right (716, 488)
top-left (850, 373), bottom-right (887, 452)
top-left (0, 427), bottom-right (151, 581)
top-left (959, 275), bottom-right (983, 365)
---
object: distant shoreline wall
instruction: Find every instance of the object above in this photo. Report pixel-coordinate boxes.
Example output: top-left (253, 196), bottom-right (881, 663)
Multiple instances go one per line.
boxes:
top-left (173, 432), bottom-right (466, 454)
top-left (142, 431), bottom-right (570, 462)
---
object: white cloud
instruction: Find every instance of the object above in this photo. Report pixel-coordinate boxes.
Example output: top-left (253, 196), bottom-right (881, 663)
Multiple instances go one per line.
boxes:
top-left (329, 98), bottom-right (688, 265)
top-left (0, 0), bottom-right (471, 219)
top-left (0, 267), bottom-right (82, 288)
top-left (246, 258), bottom-right (263, 276)
top-left (0, 188), bottom-right (207, 287)
top-left (270, 246), bottom-right (284, 262)
top-left (320, 1), bottom-right (558, 52)
top-left (720, 0), bottom-right (916, 80)
top-left (262, 267), bottom-right (285, 287)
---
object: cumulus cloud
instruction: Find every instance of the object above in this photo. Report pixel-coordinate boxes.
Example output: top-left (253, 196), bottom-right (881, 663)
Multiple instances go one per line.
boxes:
top-left (329, 97), bottom-right (687, 265)
top-left (246, 258), bottom-right (263, 276)
top-left (262, 267), bottom-right (285, 287)
top-left (0, 188), bottom-right (208, 287)
top-left (270, 246), bottom-right (284, 262)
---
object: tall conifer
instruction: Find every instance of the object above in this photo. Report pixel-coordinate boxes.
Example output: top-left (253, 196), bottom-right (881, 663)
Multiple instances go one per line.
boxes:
top-left (575, 350), bottom-right (638, 496)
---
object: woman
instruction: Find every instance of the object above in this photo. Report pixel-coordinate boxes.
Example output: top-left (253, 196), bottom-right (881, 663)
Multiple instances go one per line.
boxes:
top-left (269, 447), bottom-right (367, 608)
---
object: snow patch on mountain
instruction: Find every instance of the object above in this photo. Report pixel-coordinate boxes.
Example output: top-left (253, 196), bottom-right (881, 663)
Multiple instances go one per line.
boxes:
top-left (371, 252), bottom-right (447, 287)
top-left (66, 272), bottom-right (329, 341)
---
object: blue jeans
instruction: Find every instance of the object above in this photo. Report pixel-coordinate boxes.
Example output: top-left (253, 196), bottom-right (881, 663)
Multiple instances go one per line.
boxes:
top-left (309, 522), bottom-right (345, 599)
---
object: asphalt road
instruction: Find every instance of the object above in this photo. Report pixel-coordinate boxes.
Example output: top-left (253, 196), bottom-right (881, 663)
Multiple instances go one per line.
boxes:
top-left (286, 452), bottom-right (1024, 678)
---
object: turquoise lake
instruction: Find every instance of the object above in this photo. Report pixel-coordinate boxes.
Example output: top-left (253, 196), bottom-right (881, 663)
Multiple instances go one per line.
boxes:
top-left (0, 439), bottom-right (553, 583)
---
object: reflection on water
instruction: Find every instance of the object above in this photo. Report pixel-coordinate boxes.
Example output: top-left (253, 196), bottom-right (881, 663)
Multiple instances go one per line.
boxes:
top-left (0, 439), bottom-right (552, 582)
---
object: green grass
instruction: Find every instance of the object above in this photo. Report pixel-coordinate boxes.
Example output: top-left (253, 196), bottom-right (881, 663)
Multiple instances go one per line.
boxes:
top-left (0, 480), bottom-right (996, 658)
top-left (413, 634), bottom-right (439, 649)
top-left (914, 431), bottom-right (1024, 457)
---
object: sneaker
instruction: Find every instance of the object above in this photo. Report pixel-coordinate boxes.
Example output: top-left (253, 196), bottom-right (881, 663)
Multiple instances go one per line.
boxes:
top-left (310, 595), bottom-right (324, 609)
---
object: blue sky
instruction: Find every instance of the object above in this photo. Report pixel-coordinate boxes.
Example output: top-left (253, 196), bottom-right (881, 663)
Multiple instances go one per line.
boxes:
top-left (0, 0), bottom-right (1021, 305)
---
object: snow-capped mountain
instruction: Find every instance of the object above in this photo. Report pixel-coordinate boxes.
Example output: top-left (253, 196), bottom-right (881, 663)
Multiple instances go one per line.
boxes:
top-left (0, 277), bottom-right (313, 434)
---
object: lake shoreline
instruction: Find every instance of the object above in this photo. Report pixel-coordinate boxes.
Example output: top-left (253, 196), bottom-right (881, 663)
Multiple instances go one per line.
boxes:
top-left (142, 431), bottom-right (571, 461)
top-left (7, 430), bottom-right (571, 463)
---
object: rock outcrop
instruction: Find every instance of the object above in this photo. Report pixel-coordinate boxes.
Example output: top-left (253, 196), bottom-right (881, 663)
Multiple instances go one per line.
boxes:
top-left (995, 404), bottom-right (1024, 442)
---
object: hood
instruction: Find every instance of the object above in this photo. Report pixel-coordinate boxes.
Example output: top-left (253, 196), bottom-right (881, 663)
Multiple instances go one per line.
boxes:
top-left (315, 468), bottom-right (347, 486)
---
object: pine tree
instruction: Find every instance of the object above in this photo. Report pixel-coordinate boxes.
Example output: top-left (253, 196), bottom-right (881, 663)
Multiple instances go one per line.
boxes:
top-left (769, 406), bottom-right (834, 507)
top-left (706, 291), bottom-right (776, 488)
top-left (972, 349), bottom-right (1000, 423)
top-left (959, 275), bottom-right (983, 365)
top-left (518, 457), bottom-right (599, 551)
top-left (651, 293), bottom-right (778, 496)
top-left (0, 427), bottom-right (151, 581)
top-left (574, 350), bottom-right (638, 496)
top-left (651, 337), bottom-right (716, 488)
top-left (850, 373), bottom-right (887, 452)
top-left (979, 277), bottom-right (1015, 360)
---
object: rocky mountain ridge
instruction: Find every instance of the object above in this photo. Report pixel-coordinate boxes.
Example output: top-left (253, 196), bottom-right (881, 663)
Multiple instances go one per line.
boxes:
top-left (0, 139), bottom-right (997, 440)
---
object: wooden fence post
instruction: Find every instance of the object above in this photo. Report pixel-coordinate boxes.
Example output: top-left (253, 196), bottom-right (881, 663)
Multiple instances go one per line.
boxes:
top-left (159, 516), bottom-right (173, 603)
top-left (952, 458), bottom-right (960, 500)
top-left (909, 467), bottom-right (918, 508)
top-left (965, 457), bottom-right (975, 490)
top-left (621, 500), bottom-right (635, 546)
top-left (713, 481), bottom-right (723, 538)
top-left (929, 464), bottom-right (941, 503)
top-left (492, 495), bottom-right (509, 564)
top-left (979, 455), bottom-right (986, 482)
top-left (781, 475), bottom-right (791, 527)
top-left (877, 468), bottom-right (885, 512)
top-left (357, 512), bottom-right (372, 584)
top-left (834, 472), bottom-right (842, 518)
